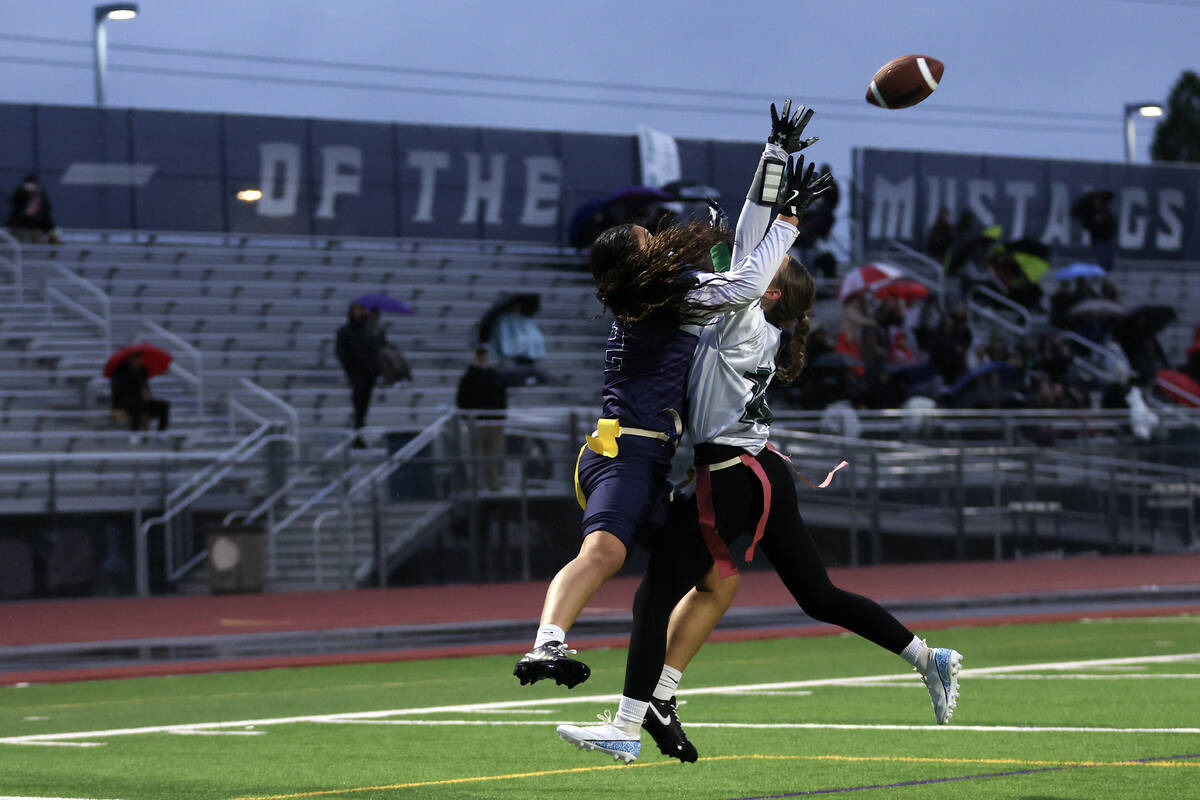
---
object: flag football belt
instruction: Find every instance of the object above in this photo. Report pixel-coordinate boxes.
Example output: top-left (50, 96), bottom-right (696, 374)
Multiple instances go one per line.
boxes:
top-left (695, 443), bottom-right (849, 578)
top-left (573, 412), bottom-right (683, 509)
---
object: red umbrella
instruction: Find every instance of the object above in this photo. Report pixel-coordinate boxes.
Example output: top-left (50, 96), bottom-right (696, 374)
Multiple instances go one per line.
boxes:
top-left (104, 343), bottom-right (173, 378)
top-left (1157, 369), bottom-right (1200, 408)
top-left (838, 262), bottom-right (902, 302)
top-left (874, 280), bottom-right (929, 302)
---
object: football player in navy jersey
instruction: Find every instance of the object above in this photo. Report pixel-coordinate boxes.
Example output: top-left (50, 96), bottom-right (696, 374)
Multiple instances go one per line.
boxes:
top-left (514, 102), bottom-right (825, 696)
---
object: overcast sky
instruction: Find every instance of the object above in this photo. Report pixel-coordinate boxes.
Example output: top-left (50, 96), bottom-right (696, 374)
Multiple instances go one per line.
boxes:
top-left (2, 0), bottom-right (1197, 201)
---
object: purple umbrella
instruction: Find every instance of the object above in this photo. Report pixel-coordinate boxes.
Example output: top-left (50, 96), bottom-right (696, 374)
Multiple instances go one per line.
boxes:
top-left (353, 293), bottom-right (414, 314)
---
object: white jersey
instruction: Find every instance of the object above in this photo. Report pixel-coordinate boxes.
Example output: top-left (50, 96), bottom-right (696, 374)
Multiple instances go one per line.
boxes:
top-left (687, 176), bottom-right (785, 454)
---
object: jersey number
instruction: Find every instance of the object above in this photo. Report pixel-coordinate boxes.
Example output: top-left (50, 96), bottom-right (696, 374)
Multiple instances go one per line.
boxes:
top-left (740, 367), bottom-right (775, 426)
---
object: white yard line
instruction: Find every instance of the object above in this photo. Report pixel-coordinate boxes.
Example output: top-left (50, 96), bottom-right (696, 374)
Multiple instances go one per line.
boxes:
top-left (2, 652), bottom-right (1196, 746)
top-left (315, 718), bottom-right (1200, 734)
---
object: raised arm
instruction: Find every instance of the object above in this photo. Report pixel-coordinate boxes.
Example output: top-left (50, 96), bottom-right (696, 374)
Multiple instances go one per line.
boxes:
top-left (734, 99), bottom-right (818, 263)
top-left (689, 154), bottom-right (831, 313)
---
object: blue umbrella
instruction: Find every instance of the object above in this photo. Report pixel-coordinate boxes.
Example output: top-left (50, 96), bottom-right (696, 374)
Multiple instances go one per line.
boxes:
top-left (1054, 262), bottom-right (1106, 281)
top-left (353, 293), bottom-right (414, 314)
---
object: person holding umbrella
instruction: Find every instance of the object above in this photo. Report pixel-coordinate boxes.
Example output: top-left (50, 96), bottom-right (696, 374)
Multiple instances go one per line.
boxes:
top-left (106, 346), bottom-right (171, 431)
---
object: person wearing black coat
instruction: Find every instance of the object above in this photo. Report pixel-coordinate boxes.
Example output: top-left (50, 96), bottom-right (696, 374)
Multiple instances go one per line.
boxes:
top-left (336, 303), bottom-right (381, 445)
top-left (456, 348), bottom-right (508, 490)
top-left (110, 353), bottom-right (169, 431)
top-left (5, 173), bottom-right (60, 244)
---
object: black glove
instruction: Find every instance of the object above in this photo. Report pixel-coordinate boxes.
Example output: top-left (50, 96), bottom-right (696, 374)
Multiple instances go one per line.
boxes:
top-left (705, 199), bottom-right (729, 232)
top-left (768, 98), bottom-right (818, 153)
top-left (777, 155), bottom-right (833, 219)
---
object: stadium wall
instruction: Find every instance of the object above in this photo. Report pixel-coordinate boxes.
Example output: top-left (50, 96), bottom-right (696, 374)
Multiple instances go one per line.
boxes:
top-left (0, 102), bottom-right (761, 243)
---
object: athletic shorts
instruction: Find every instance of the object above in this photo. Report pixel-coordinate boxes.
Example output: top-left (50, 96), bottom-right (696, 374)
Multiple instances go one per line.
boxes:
top-left (575, 437), bottom-right (675, 550)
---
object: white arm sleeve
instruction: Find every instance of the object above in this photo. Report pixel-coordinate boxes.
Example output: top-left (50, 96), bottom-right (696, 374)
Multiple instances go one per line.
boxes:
top-left (687, 218), bottom-right (798, 315)
top-left (734, 143), bottom-right (786, 263)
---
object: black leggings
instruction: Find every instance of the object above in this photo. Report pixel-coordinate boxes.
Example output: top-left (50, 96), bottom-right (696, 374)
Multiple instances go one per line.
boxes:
top-left (623, 445), bottom-right (914, 701)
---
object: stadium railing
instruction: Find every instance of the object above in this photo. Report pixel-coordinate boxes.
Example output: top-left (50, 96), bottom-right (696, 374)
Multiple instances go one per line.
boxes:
top-left (0, 229), bottom-right (22, 301)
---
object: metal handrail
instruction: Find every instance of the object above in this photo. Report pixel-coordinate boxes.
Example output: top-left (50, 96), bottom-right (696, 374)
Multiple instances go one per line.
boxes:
top-left (1058, 330), bottom-right (1130, 383)
top-left (223, 429), bottom-right (361, 528)
top-left (45, 263), bottom-right (111, 353)
top-left (878, 239), bottom-right (946, 297)
top-left (0, 228), bottom-right (22, 300)
top-left (142, 319), bottom-right (203, 412)
top-left (165, 422), bottom-right (270, 505)
top-left (1156, 376), bottom-right (1200, 408)
top-left (966, 284), bottom-right (1032, 338)
top-left (135, 426), bottom-right (294, 595)
top-left (299, 409), bottom-right (457, 539)
top-left (238, 377), bottom-right (299, 450)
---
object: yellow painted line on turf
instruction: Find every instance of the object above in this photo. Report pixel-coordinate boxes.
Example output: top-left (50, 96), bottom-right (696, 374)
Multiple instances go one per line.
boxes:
top-left (225, 753), bottom-right (1199, 799)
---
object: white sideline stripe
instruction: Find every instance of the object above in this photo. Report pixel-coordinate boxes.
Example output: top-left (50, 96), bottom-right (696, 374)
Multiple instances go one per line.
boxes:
top-left (8, 742), bottom-right (106, 748)
top-left (167, 730), bottom-right (263, 736)
top-left (868, 80), bottom-right (889, 108)
top-left (317, 719), bottom-right (1200, 735)
top-left (917, 57), bottom-right (939, 91)
top-left (2, 652), bottom-right (1196, 745)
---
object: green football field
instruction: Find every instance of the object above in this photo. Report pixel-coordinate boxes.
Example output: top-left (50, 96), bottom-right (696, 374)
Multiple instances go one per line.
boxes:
top-left (1, 616), bottom-right (1198, 800)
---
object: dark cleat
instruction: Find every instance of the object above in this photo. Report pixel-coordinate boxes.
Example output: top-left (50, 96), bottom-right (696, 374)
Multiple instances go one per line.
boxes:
top-left (513, 641), bottom-right (591, 688)
top-left (642, 695), bottom-right (698, 763)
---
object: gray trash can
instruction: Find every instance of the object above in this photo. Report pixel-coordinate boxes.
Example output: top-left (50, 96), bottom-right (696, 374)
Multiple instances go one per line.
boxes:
top-left (206, 523), bottom-right (267, 593)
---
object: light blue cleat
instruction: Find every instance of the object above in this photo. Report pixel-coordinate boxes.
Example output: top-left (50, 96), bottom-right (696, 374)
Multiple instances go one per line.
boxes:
top-left (917, 644), bottom-right (963, 724)
top-left (556, 711), bottom-right (641, 764)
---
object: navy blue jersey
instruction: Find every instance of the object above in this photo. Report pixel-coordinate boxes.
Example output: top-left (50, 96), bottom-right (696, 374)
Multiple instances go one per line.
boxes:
top-left (600, 318), bottom-right (699, 437)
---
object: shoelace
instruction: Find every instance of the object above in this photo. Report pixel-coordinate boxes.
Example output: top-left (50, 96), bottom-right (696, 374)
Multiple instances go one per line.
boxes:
top-left (596, 709), bottom-right (615, 725)
top-left (549, 642), bottom-right (578, 657)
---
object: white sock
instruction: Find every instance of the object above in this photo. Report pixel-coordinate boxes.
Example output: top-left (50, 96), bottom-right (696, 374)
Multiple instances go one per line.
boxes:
top-left (899, 635), bottom-right (925, 667)
top-left (615, 696), bottom-right (649, 736)
top-left (653, 664), bottom-right (683, 702)
top-left (534, 624), bottom-right (566, 649)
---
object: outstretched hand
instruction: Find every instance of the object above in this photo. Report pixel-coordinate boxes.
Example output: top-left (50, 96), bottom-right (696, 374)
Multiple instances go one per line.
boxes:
top-left (777, 155), bottom-right (833, 220)
top-left (768, 99), bottom-right (818, 153)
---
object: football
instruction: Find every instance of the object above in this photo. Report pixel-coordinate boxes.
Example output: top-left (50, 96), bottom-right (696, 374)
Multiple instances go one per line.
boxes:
top-left (865, 54), bottom-right (944, 109)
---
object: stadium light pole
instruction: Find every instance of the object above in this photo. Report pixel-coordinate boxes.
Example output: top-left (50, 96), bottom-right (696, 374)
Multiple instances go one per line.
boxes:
top-left (1123, 102), bottom-right (1164, 163)
top-left (93, 3), bottom-right (139, 107)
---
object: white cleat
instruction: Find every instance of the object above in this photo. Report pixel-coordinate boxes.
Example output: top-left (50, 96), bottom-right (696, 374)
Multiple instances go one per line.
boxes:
top-left (917, 644), bottom-right (963, 724)
top-left (556, 710), bottom-right (641, 764)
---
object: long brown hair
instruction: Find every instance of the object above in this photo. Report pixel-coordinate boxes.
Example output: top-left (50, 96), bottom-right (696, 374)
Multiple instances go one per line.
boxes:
top-left (589, 221), bottom-right (734, 328)
top-left (765, 255), bottom-right (816, 384)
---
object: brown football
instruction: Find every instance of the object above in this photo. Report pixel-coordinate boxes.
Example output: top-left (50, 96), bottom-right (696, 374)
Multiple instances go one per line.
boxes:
top-left (865, 55), bottom-right (944, 109)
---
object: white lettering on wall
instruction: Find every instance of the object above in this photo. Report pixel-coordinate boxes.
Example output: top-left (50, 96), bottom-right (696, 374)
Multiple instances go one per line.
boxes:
top-left (1040, 182), bottom-right (1072, 246)
top-left (315, 145), bottom-right (363, 219)
top-left (1004, 181), bottom-right (1037, 241)
top-left (966, 179), bottom-right (996, 229)
top-left (520, 156), bottom-right (561, 227)
top-left (257, 142), bottom-right (300, 218)
top-left (1119, 187), bottom-right (1149, 250)
top-left (868, 176), bottom-right (915, 240)
top-left (1157, 188), bottom-right (1185, 251)
top-left (460, 153), bottom-right (506, 225)
top-left (406, 150), bottom-right (450, 224)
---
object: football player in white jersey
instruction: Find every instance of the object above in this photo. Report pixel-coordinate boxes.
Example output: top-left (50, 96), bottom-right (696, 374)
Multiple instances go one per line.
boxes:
top-left (556, 102), bottom-right (963, 765)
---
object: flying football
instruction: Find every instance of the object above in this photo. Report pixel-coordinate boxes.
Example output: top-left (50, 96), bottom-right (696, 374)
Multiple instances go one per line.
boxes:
top-left (865, 54), bottom-right (944, 109)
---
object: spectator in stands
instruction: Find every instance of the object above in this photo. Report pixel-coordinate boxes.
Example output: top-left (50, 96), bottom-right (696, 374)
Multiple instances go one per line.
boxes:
top-left (1184, 326), bottom-right (1200, 384)
top-left (485, 295), bottom-right (553, 386)
top-left (925, 301), bottom-right (971, 386)
top-left (456, 347), bottom-right (508, 491)
top-left (925, 207), bottom-right (954, 266)
top-left (1071, 190), bottom-right (1116, 269)
top-left (5, 173), bottom-right (60, 244)
top-left (110, 352), bottom-right (169, 432)
top-left (794, 164), bottom-right (838, 251)
top-left (336, 302), bottom-right (381, 447)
